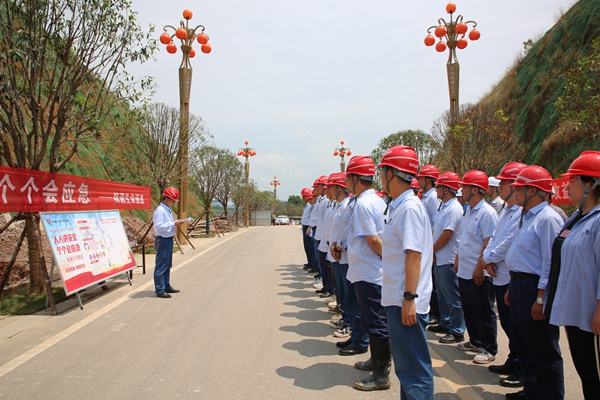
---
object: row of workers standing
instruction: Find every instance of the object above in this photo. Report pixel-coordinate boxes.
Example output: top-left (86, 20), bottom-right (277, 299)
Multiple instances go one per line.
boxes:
top-left (298, 148), bottom-right (600, 400)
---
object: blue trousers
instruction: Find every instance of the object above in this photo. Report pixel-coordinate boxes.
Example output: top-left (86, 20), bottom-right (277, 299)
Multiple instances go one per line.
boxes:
top-left (509, 277), bottom-right (564, 400)
top-left (312, 236), bottom-right (321, 275)
top-left (319, 250), bottom-right (335, 293)
top-left (154, 236), bottom-right (174, 295)
top-left (333, 262), bottom-right (350, 326)
top-left (387, 307), bottom-right (434, 400)
top-left (494, 283), bottom-right (520, 374)
top-left (435, 263), bottom-right (465, 336)
top-left (458, 277), bottom-right (497, 355)
top-left (341, 264), bottom-right (368, 350)
top-left (354, 281), bottom-right (389, 339)
top-left (301, 225), bottom-right (314, 267)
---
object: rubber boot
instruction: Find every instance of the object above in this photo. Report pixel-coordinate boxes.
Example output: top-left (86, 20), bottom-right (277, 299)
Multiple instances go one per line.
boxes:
top-left (354, 357), bottom-right (373, 371)
top-left (353, 337), bottom-right (391, 391)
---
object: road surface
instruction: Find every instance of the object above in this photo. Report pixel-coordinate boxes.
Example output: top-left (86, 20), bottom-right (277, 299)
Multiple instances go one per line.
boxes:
top-left (0, 226), bottom-right (583, 399)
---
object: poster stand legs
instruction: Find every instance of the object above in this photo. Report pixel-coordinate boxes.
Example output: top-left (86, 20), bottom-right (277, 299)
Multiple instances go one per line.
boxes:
top-left (73, 272), bottom-right (132, 310)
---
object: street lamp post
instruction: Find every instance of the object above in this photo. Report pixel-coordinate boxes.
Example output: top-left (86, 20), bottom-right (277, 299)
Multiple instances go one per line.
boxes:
top-left (237, 141), bottom-right (256, 227)
top-left (269, 176), bottom-right (281, 219)
top-left (424, 2), bottom-right (479, 125)
top-left (159, 9), bottom-right (212, 243)
top-left (333, 140), bottom-right (352, 172)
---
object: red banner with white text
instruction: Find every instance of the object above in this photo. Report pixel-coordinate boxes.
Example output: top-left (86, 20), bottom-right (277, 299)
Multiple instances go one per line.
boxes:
top-left (551, 178), bottom-right (572, 205)
top-left (0, 166), bottom-right (151, 212)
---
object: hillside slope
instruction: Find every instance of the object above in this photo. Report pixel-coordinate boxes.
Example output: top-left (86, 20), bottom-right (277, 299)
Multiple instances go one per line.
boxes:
top-left (481, 0), bottom-right (600, 175)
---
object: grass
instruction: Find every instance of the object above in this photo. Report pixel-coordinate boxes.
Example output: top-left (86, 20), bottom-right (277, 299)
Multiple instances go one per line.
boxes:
top-left (0, 286), bottom-right (68, 315)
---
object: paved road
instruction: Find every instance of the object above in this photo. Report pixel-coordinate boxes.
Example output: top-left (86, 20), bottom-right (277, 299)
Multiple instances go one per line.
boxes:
top-left (0, 226), bottom-right (583, 399)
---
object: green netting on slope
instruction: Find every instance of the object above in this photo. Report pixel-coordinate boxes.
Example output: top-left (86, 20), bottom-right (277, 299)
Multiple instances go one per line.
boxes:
top-left (512, 0), bottom-right (600, 165)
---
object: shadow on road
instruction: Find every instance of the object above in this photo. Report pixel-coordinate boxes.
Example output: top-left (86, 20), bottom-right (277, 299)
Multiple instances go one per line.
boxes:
top-left (281, 309), bottom-right (331, 321)
top-left (276, 362), bottom-right (368, 390)
top-left (280, 321), bottom-right (332, 338)
top-left (129, 290), bottom-right (158, 299)
top-left (283, 299), bottom-right (324, 310)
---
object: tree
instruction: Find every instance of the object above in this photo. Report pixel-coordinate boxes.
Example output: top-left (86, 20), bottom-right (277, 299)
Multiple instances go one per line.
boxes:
top-left (214, 152), bottom-right (243, 216)
top-left (105, 103), bottom-right (211, 201)
top-left (431, 103), bottom-right (527, 176)
top-left (233, 180), bottom-right (258, 225)
top-left (287, 195), bottom-right (303, 206)
top-left (0, 0), bottom-right (156, 297)
top-left (189, 146), bottom-right (241, 232)
top-left (370, 130), bottom-right (440, 189)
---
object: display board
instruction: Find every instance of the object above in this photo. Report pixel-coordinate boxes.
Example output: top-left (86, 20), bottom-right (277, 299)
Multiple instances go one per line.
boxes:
top-left (550, 177), bottom-right (572, 205)
top-left (40, 210), bottom-right (137, 295)
top-left (0, 165), bottom-right (151, 213)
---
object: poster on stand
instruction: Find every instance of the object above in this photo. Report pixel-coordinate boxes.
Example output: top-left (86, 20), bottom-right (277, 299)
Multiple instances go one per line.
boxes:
top-left (40, 210), bottom-right (137, 295)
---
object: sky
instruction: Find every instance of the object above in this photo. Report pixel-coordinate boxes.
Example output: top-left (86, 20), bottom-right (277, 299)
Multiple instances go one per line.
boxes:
top-left (127, 0), bottom-right (577, 201)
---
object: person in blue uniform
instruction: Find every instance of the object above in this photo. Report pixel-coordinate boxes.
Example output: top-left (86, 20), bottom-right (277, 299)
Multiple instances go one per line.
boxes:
top-left (153, 187), bottom-right (184, 298)
top-left (546, 151), bottom-right (600, 400)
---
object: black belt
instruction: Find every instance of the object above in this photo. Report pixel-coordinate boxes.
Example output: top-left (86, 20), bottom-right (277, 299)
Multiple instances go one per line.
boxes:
top-left (156, 236), bottom-right (173, 240)
top-left (510, 271), bottom-right (539, 280)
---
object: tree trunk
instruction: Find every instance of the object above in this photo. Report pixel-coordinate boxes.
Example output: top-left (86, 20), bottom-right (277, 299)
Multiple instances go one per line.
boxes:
top-left (26, 213), bottom-right (45, 296)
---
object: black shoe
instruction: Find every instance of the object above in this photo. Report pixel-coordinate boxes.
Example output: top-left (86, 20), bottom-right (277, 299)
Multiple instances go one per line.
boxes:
top-left (336, 338), bottom-right (352, 348)
top-left (489, 363), bottom-right (515, 375)
top-left (339, 344), bottom-right (368, 356)
top-left (315, 288), bottom-right (326, 294)
top-left (439, 333), bottom-right (464, 343)
top-left (307, 268), bottom-right (318, 274)
top-left (427, 324), bottom-right (450, 333)
top-left (165, 288), bottom-right (180, 293)
top-left (157, 292), bottom-right (171, 298)
top-left (319, 291), bottom-right (334, 298)
top-left (428, 317), bottom-right (440, 325)
top-left (500, 374), bottom-right (524, 388)
top-left (313, 273), bottom-right (321, 278)
top-left (505, 390), bottom-right (531, 399)
top-left (303, 263), bottom-right (310, 267)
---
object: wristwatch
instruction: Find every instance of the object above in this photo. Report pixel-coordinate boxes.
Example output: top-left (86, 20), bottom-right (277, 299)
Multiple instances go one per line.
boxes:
top-left (536, 297), bottom-right (543, 305)
top-left (403, 291), bottom-right (419, 301)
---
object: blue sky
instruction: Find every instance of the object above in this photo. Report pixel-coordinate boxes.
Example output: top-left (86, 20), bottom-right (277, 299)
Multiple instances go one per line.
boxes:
top-left (128, 0), bottom-right (577, 201)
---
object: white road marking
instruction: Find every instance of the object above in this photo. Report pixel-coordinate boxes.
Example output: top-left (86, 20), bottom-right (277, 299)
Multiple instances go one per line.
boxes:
top-left (0, 229), bottom-right (249, 378)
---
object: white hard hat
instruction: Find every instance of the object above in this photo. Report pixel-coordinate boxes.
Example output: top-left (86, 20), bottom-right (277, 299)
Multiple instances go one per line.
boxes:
top-left (488, 177), bottom-right (500, 187)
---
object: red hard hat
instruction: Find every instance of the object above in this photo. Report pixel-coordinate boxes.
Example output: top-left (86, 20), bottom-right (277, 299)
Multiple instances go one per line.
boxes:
top-left (416, 164), bottom-right (439, 179)
top-left (301, 187), bottom-right (312, 197)
top-left (410, 178), bottom-right (420, 189)
top-left (437, 171), bottom-right (461, 191)
top-left (305, 190), bottom-right (314, 199)
top-left (346, 155), bottom-right (375, 177)
top-left (460, 170), bottom-right (489, 191)
top-left (496, 162), bottom-right (527, 181)
top-left (377, 145), bottom-right (419, 176)
top-left (510, 165), bottom-right (553, 193)
top-left (312, 175), bottom-right (329, 187)
top-left (162, 187), bottom-right (180, 201)
top-left (561, 151), bottom-right (600, 179)
top-left (328, 173), bottom-right (347, 189)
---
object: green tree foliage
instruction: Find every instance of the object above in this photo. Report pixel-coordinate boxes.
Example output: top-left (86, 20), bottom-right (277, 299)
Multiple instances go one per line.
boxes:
top-left (370, 129), bottom-right (439, 167)
top-left (555, 38), bottom-right (600, 132)
top-left (370, 129), bottom-right (439, 190)
top-left (287, 195), bottom-right (303, 206)
top-left (431, 103), bottom-right (527, 176)
top-left (0, 0), bottom-right (156, 297)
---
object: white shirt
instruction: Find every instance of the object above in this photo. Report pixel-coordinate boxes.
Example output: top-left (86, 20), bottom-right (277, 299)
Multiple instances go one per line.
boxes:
top-left (319, 200), bottom-right (336, 254)
top-left (432, 197), bottom-right (463, 265)
top-left (314, 196), bottom-right (328, 241)
top-left (381, 190), bottom-right (433, 313)
top-left (301, 203), bottom-right (311, 226)
top-left (457, 199), bottom-right (499, 280)
top-left (482, 204), bottom-right (522, 286)
top-left (329, 197), bottom-right (351, 264)
top-left (347, 189), bottom-right (386, 285)
top-left (489, 196), bottom-right (506, 215)
top-left (421, 188), bottom-right (440, 227)
top-left (153, 203), bottom-right (176, 238)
